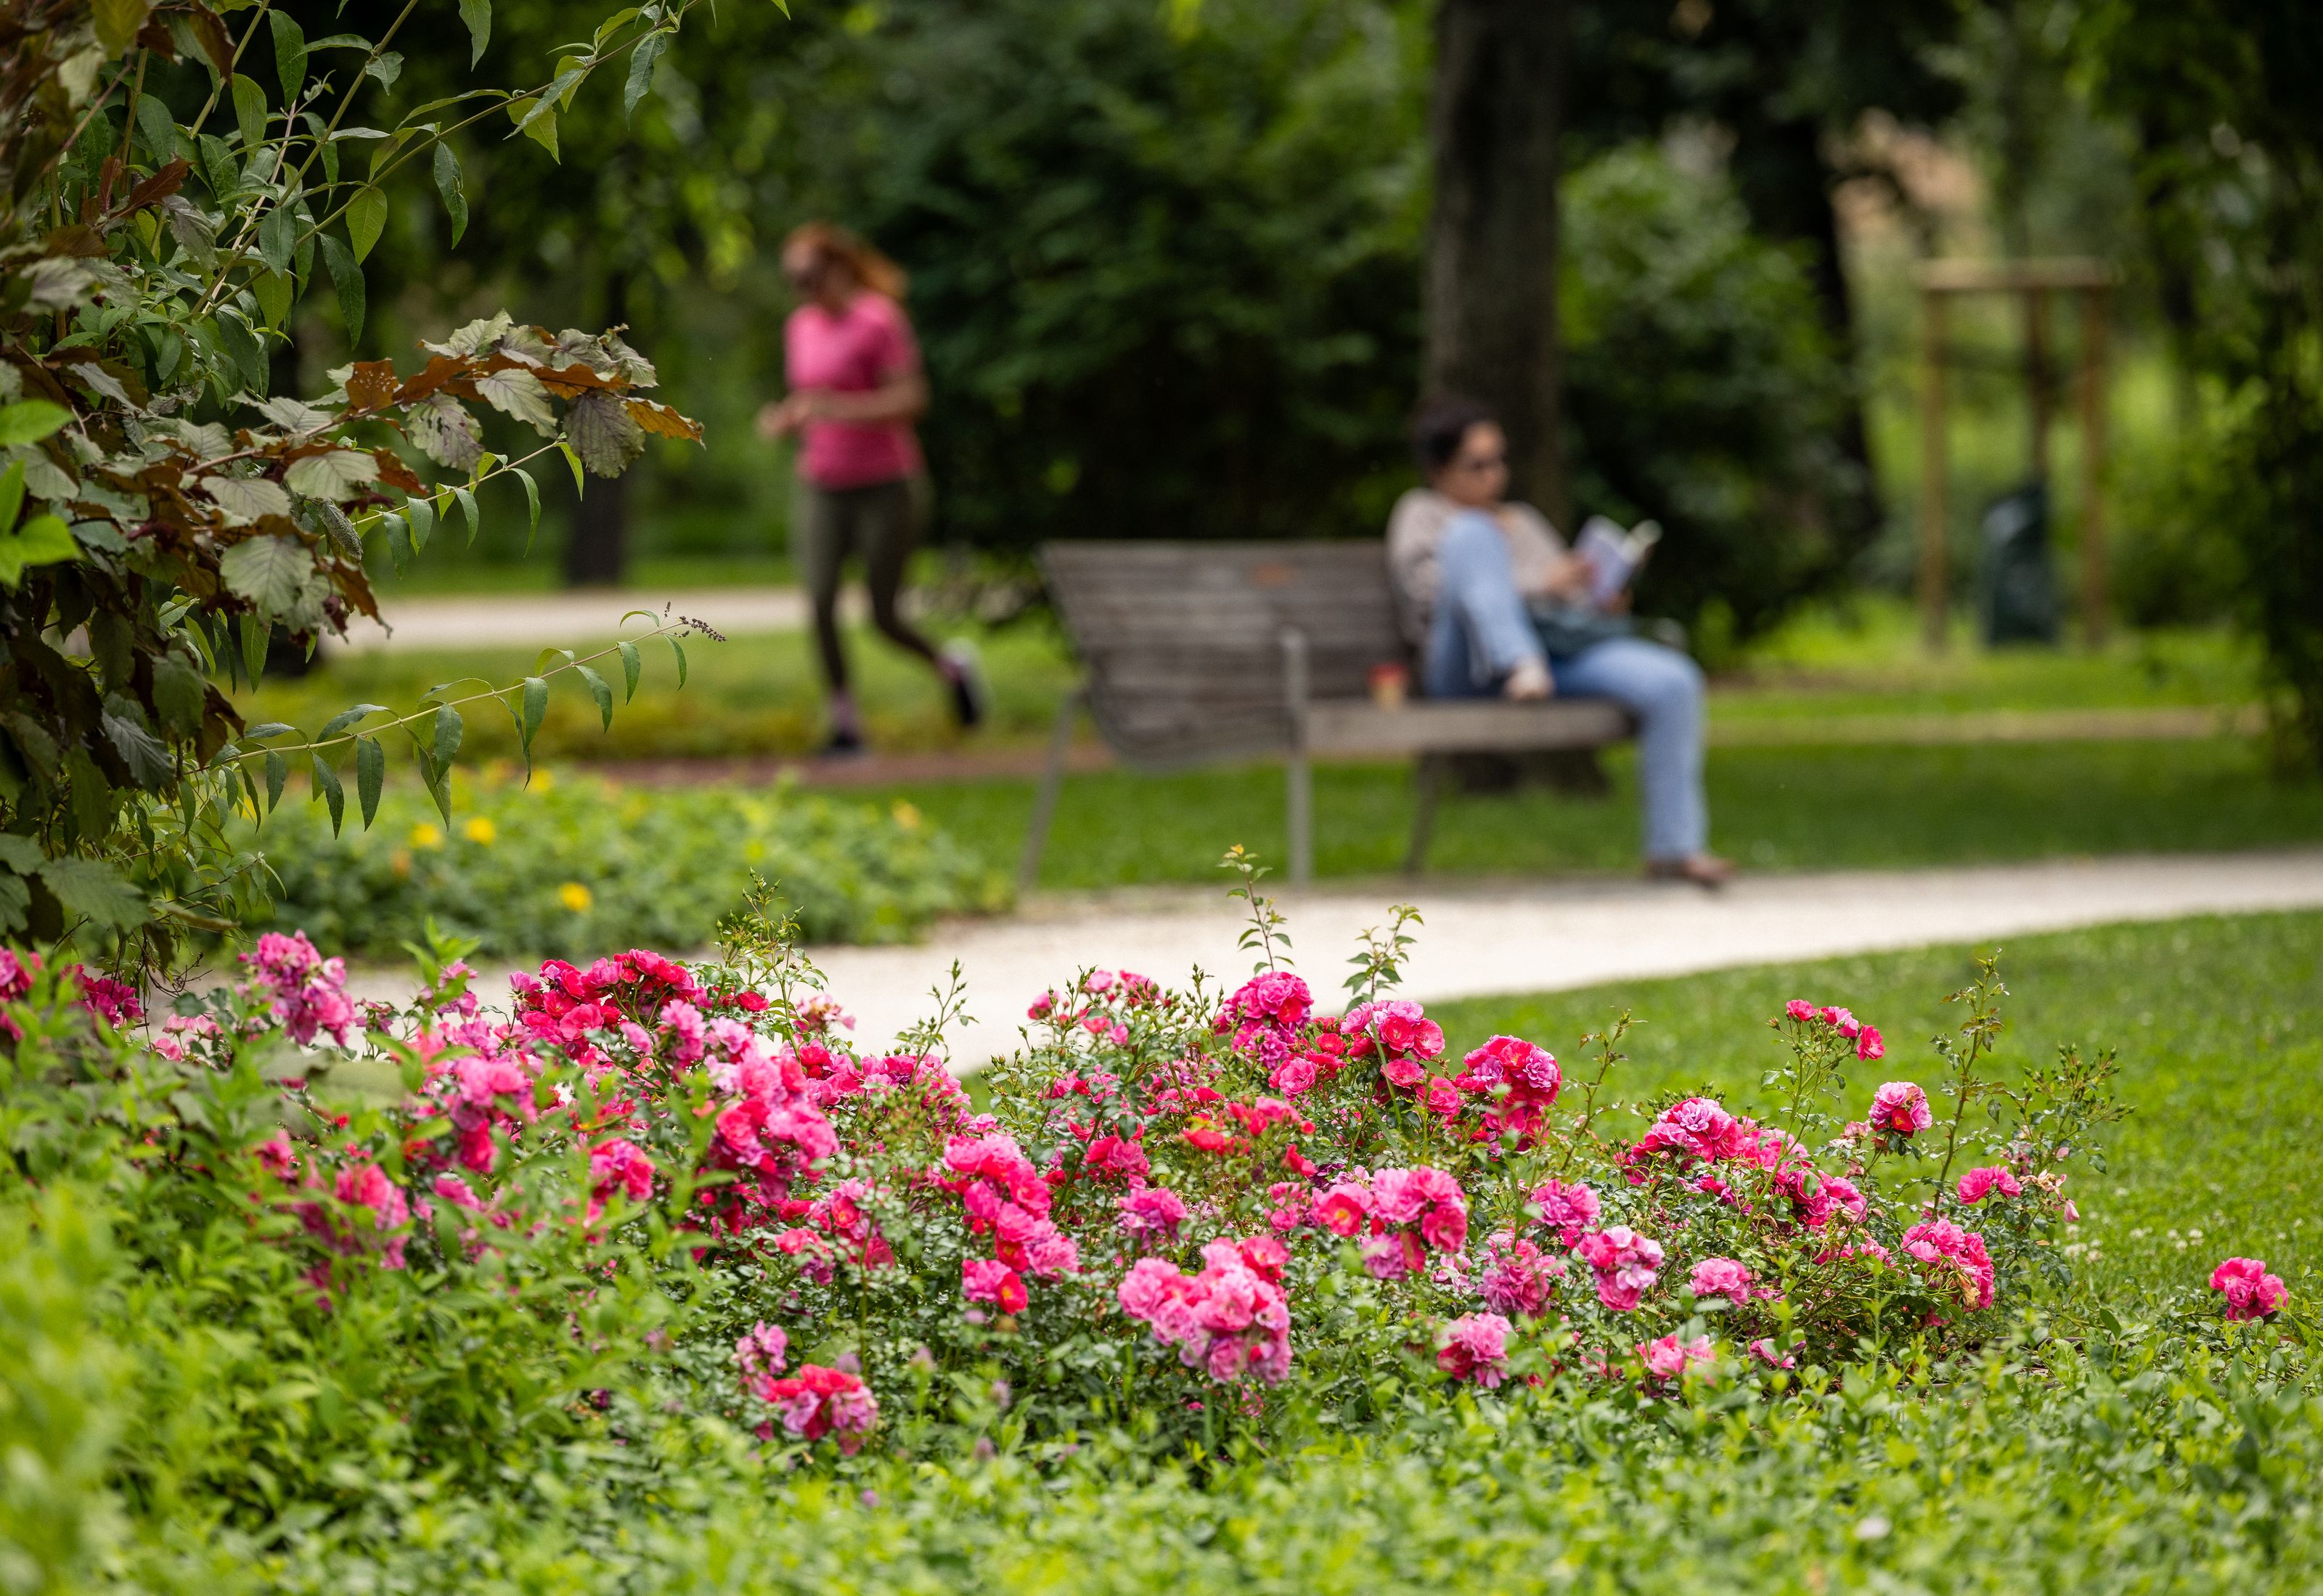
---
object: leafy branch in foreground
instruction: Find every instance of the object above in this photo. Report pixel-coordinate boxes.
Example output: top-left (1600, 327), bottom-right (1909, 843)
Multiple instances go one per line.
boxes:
top-left (0, 0), bottom-right (743, 968)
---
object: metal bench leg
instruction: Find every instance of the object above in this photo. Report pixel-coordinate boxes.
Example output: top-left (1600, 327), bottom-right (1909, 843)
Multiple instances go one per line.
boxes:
top-left (1405, 753), bottom-right (1444, 875)
top-left (1016, 687), bottom-right (1084, 895)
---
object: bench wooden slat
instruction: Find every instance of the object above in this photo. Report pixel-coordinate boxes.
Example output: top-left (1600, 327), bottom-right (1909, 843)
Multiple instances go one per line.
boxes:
top-left (1305, 698), bottom-right (1633, 757)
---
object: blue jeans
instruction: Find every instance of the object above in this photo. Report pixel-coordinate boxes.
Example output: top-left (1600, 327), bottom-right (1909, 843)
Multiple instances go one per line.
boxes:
top-left (1421, 511), bottom-right (1708, 860)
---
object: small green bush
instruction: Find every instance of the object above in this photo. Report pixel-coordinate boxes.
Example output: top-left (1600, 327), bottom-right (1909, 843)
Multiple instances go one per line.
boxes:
top-left (242, 769), bottom-right (1007, 958)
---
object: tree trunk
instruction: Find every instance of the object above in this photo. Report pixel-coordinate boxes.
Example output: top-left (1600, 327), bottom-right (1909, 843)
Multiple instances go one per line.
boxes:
top-left (563, 271), bottom-right (632, 587)
top-left (1424, 0), bottom-right (1571, 527)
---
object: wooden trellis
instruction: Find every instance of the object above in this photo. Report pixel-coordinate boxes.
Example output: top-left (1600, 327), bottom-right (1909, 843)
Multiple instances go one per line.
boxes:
top-left (1914, 258), bottom-right (2116, 651)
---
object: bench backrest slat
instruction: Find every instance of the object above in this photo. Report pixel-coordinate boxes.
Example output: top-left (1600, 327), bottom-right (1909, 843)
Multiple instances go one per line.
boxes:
top-left (1042, 541), bottom-right (1408, 766)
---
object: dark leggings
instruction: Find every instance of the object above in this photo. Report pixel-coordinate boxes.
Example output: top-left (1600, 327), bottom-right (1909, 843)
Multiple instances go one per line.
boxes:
top-left (791, 473), bottom-right (939, 690)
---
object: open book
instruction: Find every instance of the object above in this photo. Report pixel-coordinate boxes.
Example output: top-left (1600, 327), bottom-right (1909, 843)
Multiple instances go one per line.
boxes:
top-left (1574, 515), bottom-right (1662, 610)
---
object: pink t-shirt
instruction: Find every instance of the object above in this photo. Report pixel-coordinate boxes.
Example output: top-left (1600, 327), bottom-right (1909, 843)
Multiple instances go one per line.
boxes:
top-left (783, 291), bottom-right (925, 489)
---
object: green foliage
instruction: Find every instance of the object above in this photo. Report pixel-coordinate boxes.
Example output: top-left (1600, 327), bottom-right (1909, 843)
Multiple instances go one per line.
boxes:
top-left (245, 767), bottom-right (1008, 958)
top-left (0, 0), bottom-right (714, 970)
top-left (2080, 0), bottom-right (2323, 766)
top-left (1561, 146), bottom-right (1859, 639)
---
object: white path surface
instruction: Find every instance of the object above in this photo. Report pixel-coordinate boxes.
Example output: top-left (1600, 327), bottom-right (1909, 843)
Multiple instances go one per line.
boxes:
top-left (340, 586), bottom-right (847, 651)
top-left (344, 851), bottom-right (2323, 1066)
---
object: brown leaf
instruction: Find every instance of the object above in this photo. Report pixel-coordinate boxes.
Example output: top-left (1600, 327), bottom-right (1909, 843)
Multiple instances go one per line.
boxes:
top-left (371, 449), bottom-right (424, 494)
top-left (180, 4), bottom-right (235, 78)
top-left (534, 362), bottom-right (625, 399)
top-left (43, 224), bottom-right (110, 258)
top-left (393, 355), bottom-right (470, 406)
top-left (626, 398), bottom-right (703, 443)
top-left (113, 158), bottom-right (189, 221)
top-left (135, 15), bottom-right (177, 57)
top-left (343, 360), bottom-right (399, 413)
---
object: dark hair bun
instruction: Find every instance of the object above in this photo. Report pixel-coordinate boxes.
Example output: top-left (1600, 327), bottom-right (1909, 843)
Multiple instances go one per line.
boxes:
top-left (1409, 395), bottom-right (1498, 475)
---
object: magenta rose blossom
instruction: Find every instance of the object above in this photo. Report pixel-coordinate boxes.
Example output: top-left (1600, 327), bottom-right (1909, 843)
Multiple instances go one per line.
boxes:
top-left (1689, 1256), bottom-right (1753, 1302)
top-left (2210, 1257), bottom-right (2287, 1321)
top-left (1869, 1081), bottom-right (1932, 1137)
top-left (1855, 1025), bottom-right (1885, 1062)
top-left (1956, 1166), bottom-right (2022, 1205)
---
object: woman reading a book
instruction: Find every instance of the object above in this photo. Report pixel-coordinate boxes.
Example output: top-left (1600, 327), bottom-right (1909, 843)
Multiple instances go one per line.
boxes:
top-left (1386, 395), bottom-right (1731, 886)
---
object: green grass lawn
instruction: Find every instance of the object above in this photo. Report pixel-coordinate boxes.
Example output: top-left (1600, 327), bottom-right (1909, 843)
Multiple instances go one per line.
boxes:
top-left (892, 734), bottom-right (2322, 888)
top-left (1424, 909), bottom-right (2322, 1306)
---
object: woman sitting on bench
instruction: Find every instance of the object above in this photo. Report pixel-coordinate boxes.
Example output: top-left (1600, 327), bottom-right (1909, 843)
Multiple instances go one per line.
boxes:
top-left (1387, 396), bottom-right (1732, 887)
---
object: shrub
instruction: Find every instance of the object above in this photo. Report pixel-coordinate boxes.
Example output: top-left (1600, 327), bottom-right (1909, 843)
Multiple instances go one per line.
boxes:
top-left (0, 884), bottom-right (2307, 1587)
top-left (242, 768), bottom-right (1008, 958)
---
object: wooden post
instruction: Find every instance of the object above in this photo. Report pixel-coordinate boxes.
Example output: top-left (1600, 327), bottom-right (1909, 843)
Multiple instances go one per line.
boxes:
top-left (2022, 286), bottom-right (2051, 481)
top-left (1281, 628), bottom-right (1312, 887)
top-left (1919, 287), bottom-right (1950, 652)
top-left (1016, 688), bottom-right (1085, 895)
top-left (2078, 285), bottom-right (2110, 648)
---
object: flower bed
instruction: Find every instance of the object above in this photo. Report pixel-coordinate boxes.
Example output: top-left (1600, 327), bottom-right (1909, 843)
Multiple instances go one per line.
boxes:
top-left (0, 897), bottom-right (2306, 1589)
top-left (240, 766), bottom-right (1008, 958)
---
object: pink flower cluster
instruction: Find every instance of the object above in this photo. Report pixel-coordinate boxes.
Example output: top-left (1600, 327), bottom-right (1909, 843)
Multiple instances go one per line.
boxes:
top-left (1437, 1312), bottom-right (1514, 1386)
top-left (1577, 1225), bottom-right (1664, 1311)
top-left (2210, 1257), bottom-right (2287, 1322)
top-left (1118, 1184), bottom-right (1189, 1247)
top-left (1957, 1166), bottom-right (2022, 1204)
top-left (1784, 999), bottom-right (1884, 1061)
top-left (1526, 1178), bottom-right (1602, 1247)
top-left (1901, 1219), bottom-right (1995, 1310)
top-left (1213, 971), bottom-right (1314, 1071)
top-left (295, 1156), bottom-right (413, 1272)
top-left (1301, 1165), bottom-right (1467, 1280)
top-left (1689, 1256), bottom-right (1754, 1302)
top-left (748, 1364), bottom-right (880, 1452)
top-left (1869, 1081), bottom-right (1932, 1137)
top-left (1341, 997), bottom-right (1446, 1088)
top-left (1116, 1236), bottom-right (1293, 1383)
top-left (242, 932), bottom-right (356, 1047)
top-left (1638, 1332), bottom-right (1716, 1381)
top-left (587, 1137), bottom-right (656, 1222)
top-left (1452, 1035), bottom-right (1561, 1145)
top-left (1478, 1229), bottom-right (1566, 1318)
top-left (944, 1130), bottom-right (1078, 1297)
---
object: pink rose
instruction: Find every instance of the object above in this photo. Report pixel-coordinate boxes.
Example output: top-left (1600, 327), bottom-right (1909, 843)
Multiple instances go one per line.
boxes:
top-left (2210, 1257), bottom-right (2287, 1322)
top-left (1868, 1081), bottom-right (1932, 1137)
top-left (1956, 1166), bottom-right (2022, 1205)
top-left (1689, 1256), bottom-right (1752, 1302)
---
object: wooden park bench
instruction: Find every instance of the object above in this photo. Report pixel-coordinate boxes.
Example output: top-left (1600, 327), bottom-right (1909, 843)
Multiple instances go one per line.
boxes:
top-left (1018, 540), bottom-right (1636, 890)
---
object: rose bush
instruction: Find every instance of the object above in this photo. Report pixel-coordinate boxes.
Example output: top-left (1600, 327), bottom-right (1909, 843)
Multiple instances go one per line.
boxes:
top-left (0, 894), bottom-right (2311, 1589)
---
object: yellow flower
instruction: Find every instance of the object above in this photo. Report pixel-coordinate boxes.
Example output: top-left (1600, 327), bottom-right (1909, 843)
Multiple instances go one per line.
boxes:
top-left (533, 769), bottom-right (557, 794)
top-left (558, 881), bottom-right (593, 913)
top-left (463, 816), bottom-right (498, 845)
top-left (891, 801), bottom-right (922, 832)
top-left (409, 822), bottom-right (443, 849)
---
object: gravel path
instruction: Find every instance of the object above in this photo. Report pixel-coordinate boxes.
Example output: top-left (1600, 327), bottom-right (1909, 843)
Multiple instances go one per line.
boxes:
top-left (346, 850), bottom-right (2323, 1066)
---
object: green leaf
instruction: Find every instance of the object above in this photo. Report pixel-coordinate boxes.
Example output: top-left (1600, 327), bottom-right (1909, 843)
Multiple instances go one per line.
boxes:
top-left (253, 268), bottom-right (292, 330)
top-left (346, 185), bottom-right (388, 263)
top-left (0, 462), bottom-right (22, 533)
top-left (218, 533), bottom-right (311, 615)
top-left (239, 614), bottom-right (267, 687)
top-left (575, 663), bottom-right (613, 730)
top-left (367, 50), bottom-right (404, 89)
top-left (515, 466), bottom-right (542, 552)
top-left (232, 75), bottom-right (268, 152)
top-left (507, 97), bottom-right (559, 161)
top-left (457, 0), bottom-right (491, 66)
top-left (433, 141), bottom-right (468, 245)
top-left (269, 10), bottom-right (307, 102)
top-left (668, 634), bottom-right (687, 688)
top-left (356, 735), bottom-right (384, 826)
top-left (264, 748), bottom-right (287, 811)
top-left (136, 92), bottom-right (176, 163)
top-left (92, 0), bottom-right (150, 58)
top-left (519, 675), bottom-right (547, 753)
top-left (312, 752), bottom-right (344, 834)
top-left (431, 703), bottom-right (463, 767)
top-left (453, 484), bottom-right (478, 544)
top-left (618, 639), bottom-right (641, 701)
top-left (0, 516), bottom-right (81, 589)
top-left (406, 493), bottom-right (434, 552)
top-left (563, 390), bottom-right (644, 477)
top-left (624, 30), bottom-right (669, 120)
top-left (63, 748), bottom-right (113, 841)
top-left (282, 449), bottom-right (378, 500)
top-left (37, 857), bottom-right (145, 931)
top-left (152, 652), bottom-right (208, 737)
top-left (211, 312), bottom-right (268, 396)
top-left (320, 233), bottom-right (365, 347)
top-left (0, 874), bottom-right (25, 936)
top-left (558, 441), bottom-right (585, 496)
top-left (258, 205), bottom-right (295, 277)
top-left (318, 703), bottom-right (388, 743)
top-left (0, 835), bottom-right (42, 873)
top-left (0, 401), bottom-right (70, 447)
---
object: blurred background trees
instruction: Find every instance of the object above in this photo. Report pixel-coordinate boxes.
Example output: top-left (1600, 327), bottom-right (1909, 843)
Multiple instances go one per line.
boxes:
top-left (319, 0), bottom-right (2318, 759)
